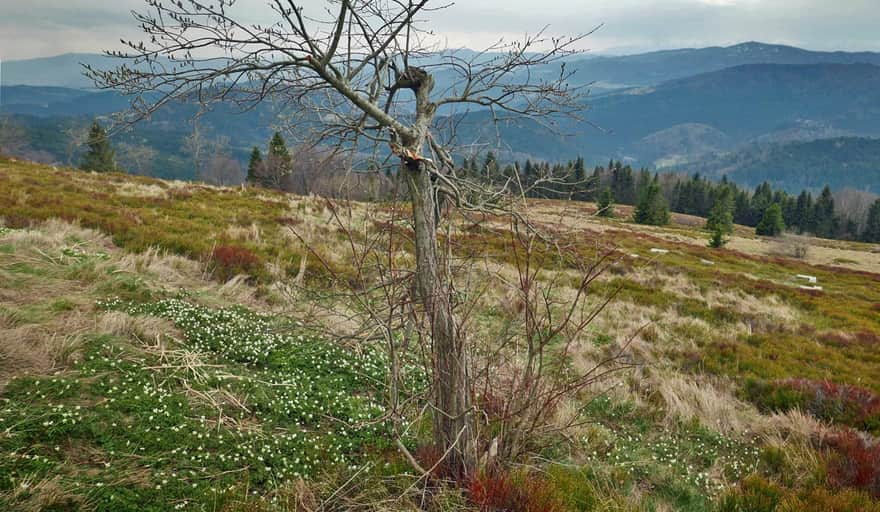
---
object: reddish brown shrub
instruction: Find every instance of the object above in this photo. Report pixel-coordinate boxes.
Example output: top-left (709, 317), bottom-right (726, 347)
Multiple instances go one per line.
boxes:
top-left (469, 468), bottom-right (563, 512)
top-left (745, 379), bottom-right (880, 434)
top-left (274, 216), bottom-right (302, 226)
top-left (820, 330), bottom-right (880, 347)
top-left (818, 331), bottom-right (854, 347)
top-left (855, 330), bottom-right (880, 346)
top-left (209, 245), bottom-right (262, 282)
top-left (1, 213), bottom-right (32, 229)
top-left (825, 429), bottom-right (880, 498)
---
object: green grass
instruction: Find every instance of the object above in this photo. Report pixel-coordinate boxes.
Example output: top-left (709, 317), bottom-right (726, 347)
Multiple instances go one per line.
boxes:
top-left (577, 396), bottom-right (762, 511)
top-left (3, 159), bottom-right (880, 510)
top-left (0, 160), bottom-right (319, 283)
top-left (0, 296), bottom-right (425, 510)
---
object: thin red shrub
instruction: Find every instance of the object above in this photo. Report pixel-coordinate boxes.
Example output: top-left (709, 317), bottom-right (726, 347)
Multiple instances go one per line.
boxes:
top-left (825, 429), bottom-right (880, 498)
top-left (469, 468), bottom-right (563, 512)
top-left (783, 378), bottom-right (880, 432)
top-left (210, 245), bottom-right (262, 282)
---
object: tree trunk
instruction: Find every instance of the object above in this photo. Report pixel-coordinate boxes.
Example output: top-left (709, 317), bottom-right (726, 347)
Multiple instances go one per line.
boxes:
top-left (403, 155), bottom-right (474, 477)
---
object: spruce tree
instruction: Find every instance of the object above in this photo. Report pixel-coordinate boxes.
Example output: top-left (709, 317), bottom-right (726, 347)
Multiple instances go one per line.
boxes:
top-left (708, 225), bottom-right (727, 248)
top-left (794, 190), bottom-right (814, 233)
top-left (633, 178), bottom-right (670, 226)
top-left (706, 186), bottom-right (734, 235)
top-left (863, 198), bottom-right (880, 243)
top-left (79, 120), bottom-right (116, 172)
top-left (756, 203), bottom-right (785, 236)
top-left (265, 131), bottom-right (292, 188)
top-left (750, 182), bottom-right (774, 225)
top-left (572, 156), bottom-right (586, 200)
top-left (812, 186), bottom-right (836, 238)
top-left (596, 187), bottom-right (615, 218)
top-left (246, 146), bottom-right (263, 185)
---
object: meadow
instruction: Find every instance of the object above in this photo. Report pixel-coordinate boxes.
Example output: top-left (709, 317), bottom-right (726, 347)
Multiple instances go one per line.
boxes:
top-left (1, 157), bottom-right (880, 511)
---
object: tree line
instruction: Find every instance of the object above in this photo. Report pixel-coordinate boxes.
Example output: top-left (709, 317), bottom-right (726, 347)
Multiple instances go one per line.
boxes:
top-left (68, 122), bottom-right (880, 245)
top-left (460, 154), bottom-right (880, 244)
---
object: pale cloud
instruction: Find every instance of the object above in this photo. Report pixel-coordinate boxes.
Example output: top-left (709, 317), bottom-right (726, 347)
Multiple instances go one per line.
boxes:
top-left (1, 0), bottom-right (879, 61)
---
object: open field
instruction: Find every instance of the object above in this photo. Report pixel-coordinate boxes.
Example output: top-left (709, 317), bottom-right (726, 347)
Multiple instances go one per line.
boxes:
top-left (2, 157), bottom-right (880, 511)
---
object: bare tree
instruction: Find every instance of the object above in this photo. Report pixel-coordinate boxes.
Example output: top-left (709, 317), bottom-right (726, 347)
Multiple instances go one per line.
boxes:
top-left (117, 142), bottom-right (159, 175)
top-left (62, 123), bottom-right (91, 166)
top-left (87, 0), bottom-right (591, 476)
top-left (182, 119), bottom-right (211, 178)
top-left (835, 188), bottom-right (878, 233)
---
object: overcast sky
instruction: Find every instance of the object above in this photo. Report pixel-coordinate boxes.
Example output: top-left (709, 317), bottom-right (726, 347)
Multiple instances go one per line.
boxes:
top-left (2, 0), bottom-right (880, 61)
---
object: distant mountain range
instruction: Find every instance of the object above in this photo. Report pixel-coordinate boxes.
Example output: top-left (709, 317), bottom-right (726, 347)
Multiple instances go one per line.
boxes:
top-left (561, 41), bottom-right (880, 88)
top-left (454, 61), bottom-right (880, 191)
top-left (1, 54), bottom-right (120, 89)
top-left (5, 42), bottom-right (880, 90)
top-left (3, 42), bottom-right (880, 191)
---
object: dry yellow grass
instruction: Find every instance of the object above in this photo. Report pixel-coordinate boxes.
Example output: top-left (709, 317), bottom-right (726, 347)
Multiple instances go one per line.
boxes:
top-left (728, 232), bottom-right (880, 273)
top-left (654, 373), bottom-right (760, 437)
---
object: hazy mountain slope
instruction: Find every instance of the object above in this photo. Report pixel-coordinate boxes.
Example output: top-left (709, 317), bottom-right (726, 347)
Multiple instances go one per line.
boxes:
top-left (669, 137), bottom-right (880, 193)
top-left (6, 42), bottom-right (880, 90)
top-left (456, 62), bottom-right (880, 165)
top-left (5, 48), bottom-right (880, 192)
top-left (0, 53), bottom-right (119, 89)
top-left (0, 86), bottom-right (129, 117)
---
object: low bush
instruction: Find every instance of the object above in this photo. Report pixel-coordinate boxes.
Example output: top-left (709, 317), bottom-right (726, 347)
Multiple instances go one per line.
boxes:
top-left (209, 244), bottom-right (263, 282)
top-left (716, 475), bottom-right (783, 512)
top-left (469, 467), bottom-right (564, 512)
top-left (825, 429), bottom-right (880, 499)
top-left (716, 475), bottom-right (880, 512)
top-left (743, 379), bottom-right (880, 434)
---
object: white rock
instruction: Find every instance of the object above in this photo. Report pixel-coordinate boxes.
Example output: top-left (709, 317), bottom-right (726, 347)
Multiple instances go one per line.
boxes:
top-left (650, 248), bottom-right (669, 254)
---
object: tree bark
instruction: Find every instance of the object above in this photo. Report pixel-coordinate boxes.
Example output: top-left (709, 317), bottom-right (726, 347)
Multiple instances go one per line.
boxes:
top-left (389, 65), bottom-right (473, 476)
top-left (403, 157), bottom-right (474, 476)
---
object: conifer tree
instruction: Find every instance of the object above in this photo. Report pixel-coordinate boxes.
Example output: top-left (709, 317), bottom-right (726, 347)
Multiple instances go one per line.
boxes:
top-left (246, 146), bottom-right (263, 185)
top-left (733, 189), bottom-right (752, 225)
top-left (572, 156), bottom-right (586, 200)
top-left (812, 186), bottom-right (836, 238)
top-left (756, 203), bottom-right (785, 236)
top-left (596, 187), bottom-right (615, 218)
top-left (706, 185), bottom-right (734, 235)
top-left (750, 182), bottom-right (774, 225)
top-left (708, 225), bottom-right (727, 248)
top-left (794, 190), bottom-right (814, 233)
top-left (863, 198), bottom-right (880, 243)
top-left (264, 131), bottom-right (292, 188)
top-left (79, 120), bottom-right (116, 172)
top-left (633, 177), bottom-right (670, 226)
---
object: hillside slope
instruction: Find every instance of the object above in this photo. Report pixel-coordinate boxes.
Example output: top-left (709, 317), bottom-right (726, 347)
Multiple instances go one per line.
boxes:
top-left (2, 159), bottom-right (880, 510)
